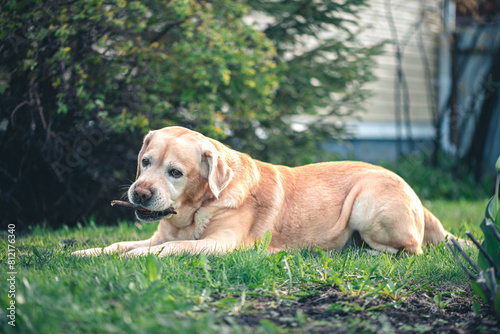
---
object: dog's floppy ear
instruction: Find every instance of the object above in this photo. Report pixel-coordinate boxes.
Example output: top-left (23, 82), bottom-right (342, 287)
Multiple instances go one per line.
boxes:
top-left (201, 144), bottom-right (233, 199)
top-left (136, 131), bottom-right (155, 180)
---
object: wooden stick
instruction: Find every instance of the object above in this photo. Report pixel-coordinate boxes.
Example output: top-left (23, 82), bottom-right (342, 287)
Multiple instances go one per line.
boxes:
top-left (111, 200), bottom-right (142, 210)
top-left (110, 200), bottom-right (177, 214)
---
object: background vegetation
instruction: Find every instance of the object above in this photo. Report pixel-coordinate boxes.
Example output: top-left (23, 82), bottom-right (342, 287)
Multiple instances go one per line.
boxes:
top-left (0, 0), bottom-right (381, 229)
top-left (388, 152), bottom-right (493, 201)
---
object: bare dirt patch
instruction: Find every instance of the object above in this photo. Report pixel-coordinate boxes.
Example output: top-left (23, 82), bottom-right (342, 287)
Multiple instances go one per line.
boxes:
top-left (236, 285), bottom-right (499, 333)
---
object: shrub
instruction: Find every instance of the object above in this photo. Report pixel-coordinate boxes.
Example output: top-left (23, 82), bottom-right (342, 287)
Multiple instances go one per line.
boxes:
top-left (388, 152), bottom-right (493, 200)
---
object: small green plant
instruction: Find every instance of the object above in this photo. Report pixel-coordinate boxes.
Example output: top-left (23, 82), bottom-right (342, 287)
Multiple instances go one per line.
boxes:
top-left (254, 230), bottom-right (272, 253)
top-left (450, 155), bottom-right (500, 317)
top-left (144, 254), bottom-right (161, 283)
top-left (433, 293), bottom-right (452, 310)
top-left (314, 246), bottom-right (336, 282)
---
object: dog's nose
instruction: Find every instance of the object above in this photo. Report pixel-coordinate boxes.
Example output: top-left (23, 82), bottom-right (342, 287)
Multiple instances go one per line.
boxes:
top-left (133, 185), bottom-right (152, 204)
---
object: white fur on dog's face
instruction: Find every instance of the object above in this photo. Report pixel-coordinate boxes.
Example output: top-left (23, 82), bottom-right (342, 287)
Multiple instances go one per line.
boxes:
top-left (128, 127), bottom-right (232, 223)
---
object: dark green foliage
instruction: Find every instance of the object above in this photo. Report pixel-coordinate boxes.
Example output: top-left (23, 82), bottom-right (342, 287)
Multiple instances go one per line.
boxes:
top-left (478, 198), bottom-right (500, 272)
top-left (449, 157), bottom-right (500, 318)
top-left (0, 0), bottom-right (378, 228)
top-left (387, 152), bottom-right (493, 200)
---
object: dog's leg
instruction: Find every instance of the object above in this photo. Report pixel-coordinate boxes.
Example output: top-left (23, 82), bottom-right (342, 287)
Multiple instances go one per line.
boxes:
top-left (353, 216), bottom-right (423, 255)
top-left (126, 208), bottom-right (254, 257)
top-left (126, 231), bottom-right (240, 257)
top-left (348, 186), bottom-right (425, 255)
top-left (72, 236), bottom-right (163, 257)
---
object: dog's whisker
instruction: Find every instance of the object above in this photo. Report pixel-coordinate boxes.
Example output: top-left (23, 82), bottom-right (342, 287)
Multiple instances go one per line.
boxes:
top-left (118, 183), bottom-right (132, 190)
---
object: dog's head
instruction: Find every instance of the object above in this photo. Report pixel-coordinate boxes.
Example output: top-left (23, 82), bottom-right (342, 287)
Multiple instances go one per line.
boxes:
top-left (128, 127), bottom-right (233, 223)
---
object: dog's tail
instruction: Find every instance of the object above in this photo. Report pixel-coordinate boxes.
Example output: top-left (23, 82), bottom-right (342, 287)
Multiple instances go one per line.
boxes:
top-left (423, 206), bottom-right (452, 245)
top-left (423, 206), bottom-right (474, 249)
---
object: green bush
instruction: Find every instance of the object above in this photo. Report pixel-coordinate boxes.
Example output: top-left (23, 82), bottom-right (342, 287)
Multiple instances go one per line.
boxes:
top-left (388, 152), bottom-right (493, 201)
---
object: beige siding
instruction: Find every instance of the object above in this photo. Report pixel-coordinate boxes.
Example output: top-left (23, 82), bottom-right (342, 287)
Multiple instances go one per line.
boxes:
top-left (248, 1), bottom-right (440, 138)
top-left (355, 0), bottom-right (440, 127)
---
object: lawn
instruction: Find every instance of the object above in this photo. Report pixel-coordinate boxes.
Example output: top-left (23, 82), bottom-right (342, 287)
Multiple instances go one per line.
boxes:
top-left (1, 199), bottom-right (498, 333)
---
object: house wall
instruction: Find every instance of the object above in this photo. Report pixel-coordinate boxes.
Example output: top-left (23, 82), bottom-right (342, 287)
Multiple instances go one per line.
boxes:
top-left (323, 0), bottom-right (441, 163)
top-left (248, 1), bottom-right (443, 163)
top-left (356, 0), bottom-right (440, 125)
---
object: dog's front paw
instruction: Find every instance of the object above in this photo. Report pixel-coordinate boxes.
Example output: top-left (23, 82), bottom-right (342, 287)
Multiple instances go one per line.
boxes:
top-left (72, 248), bottom-right (103, 257)
top-left (125, 247), bottom-right (151, 257)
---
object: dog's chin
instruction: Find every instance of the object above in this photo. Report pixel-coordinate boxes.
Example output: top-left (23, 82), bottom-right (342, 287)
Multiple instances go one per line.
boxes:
top-left (135, 208), bottom-right (176, 222)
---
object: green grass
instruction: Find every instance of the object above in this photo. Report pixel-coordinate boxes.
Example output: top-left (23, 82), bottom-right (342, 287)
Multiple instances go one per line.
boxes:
top-left (0, 199), bottom-right (491, 333)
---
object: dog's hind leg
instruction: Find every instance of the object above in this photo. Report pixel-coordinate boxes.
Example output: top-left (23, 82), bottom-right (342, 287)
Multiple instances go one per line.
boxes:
top-left (348, 186), bottom-right (425, 255)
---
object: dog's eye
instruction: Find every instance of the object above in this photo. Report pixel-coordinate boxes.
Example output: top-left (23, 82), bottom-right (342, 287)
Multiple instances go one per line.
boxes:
top-left (169, 169), bottom-right (183, 178)
top-left (142, 158), bottom-right (150, 167)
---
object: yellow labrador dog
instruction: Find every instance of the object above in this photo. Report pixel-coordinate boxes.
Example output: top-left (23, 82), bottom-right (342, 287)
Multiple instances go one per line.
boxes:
top-left (73, 126), bottom-right (453, 257)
